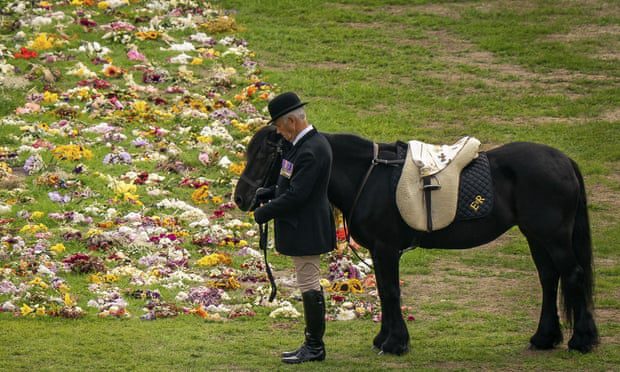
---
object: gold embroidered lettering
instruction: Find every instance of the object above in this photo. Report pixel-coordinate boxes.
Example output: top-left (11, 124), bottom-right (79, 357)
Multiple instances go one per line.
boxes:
top-left (469, 195), bottom-right (486, 212)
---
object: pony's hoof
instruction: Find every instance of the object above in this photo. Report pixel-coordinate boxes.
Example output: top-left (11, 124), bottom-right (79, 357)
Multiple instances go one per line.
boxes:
top-left (568, 337), bottom-right (598, 354)
top-left (529, 331), bottom-right (563, 350)
top-left (568, 325), bottom-right (599, 354)
top-left (379, 339), bottom-right (410, 356)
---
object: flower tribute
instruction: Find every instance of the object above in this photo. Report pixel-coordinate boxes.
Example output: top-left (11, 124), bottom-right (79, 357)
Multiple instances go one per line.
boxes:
top-left (0, 0), bottom-right (395, 323)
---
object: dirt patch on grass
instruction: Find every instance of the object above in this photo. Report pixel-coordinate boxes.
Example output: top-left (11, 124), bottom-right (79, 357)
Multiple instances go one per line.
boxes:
top-left (401, 247), bottom-right (540, 321)
top-left (423, 29), bottom-right (615, 99)
top-left (545, 24), bottom-right (620, 42)
top-left (598, 107), bottom-right (620, 122)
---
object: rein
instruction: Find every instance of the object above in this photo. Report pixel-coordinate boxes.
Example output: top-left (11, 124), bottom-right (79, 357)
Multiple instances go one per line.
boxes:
top-left (344, 143), bottom-right (404, 269)
top-left (250, 140), bottom-right (283, 302)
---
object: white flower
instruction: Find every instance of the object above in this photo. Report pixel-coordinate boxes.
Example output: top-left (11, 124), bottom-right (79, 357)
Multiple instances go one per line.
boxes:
top-left (336, 309), bottom-right (357, 321)
top-left (67, 62), bottom-right (97, 79)
top-left (175, 291), bottom-right (189, 302)
top-left (106, 208), bottom-right (118, 219)
top-left (30, 16), bottom-right (53, 28)
top-left (189, 218), bottom-right (211, 228)
top-left (164, 42), bottom-right (196, 52)
top-left (200, 123), bottom-right (233, 142)
top-left (269, 302), bottom-right (301, 318)
top-left (0, 204), bottom-right (11, 214)
top-left (124, 212), bottom-right (142, 223)
top-left (169, 53), bottom-right (193, 64)
top-left (106, 0), bottom-right (129, 9)
top-left (218, 156), bottom-right (232, 168)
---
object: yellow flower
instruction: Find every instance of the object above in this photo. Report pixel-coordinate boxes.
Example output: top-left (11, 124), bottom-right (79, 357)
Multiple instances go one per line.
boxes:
top-left (196, 135), bottom-right (213, 144)
top-left (43, 91), bottom-right (59, 104)
top-left (112, 180), bottom-right (137, 195)
top-left (122, 192), bottom-right (143, 206)
top-left (190, 57), bottom-right (203, 65)
top-left (191, 185), bottom-right (211, 205)
top-left (211, 196), bottom-right (223, 204)
top-left (20, 223), bottom-right (48, 234)
top-left (97, 1), bottom-right (108, 9)
top-left (228, 162), bottom-right (245, 176)
top-left (50, 243), bottom-right (66, 254)
top-left (86, 228), bottom-right (102, 238)
top-left (29, 33), bottom-right (55, 51)
top-left (104, 273), bottom-right (119, 283)
top-left (51, 144), bottom-right (93, 161)
top-left (102, 64), bottom-right (123, 78)
top-left (132, 100), bottom-right (148, 113)
top-left (196, 253), bottom-right (231, 267)
top-left (35, 306), bottom-right (47, 316)
top-left (31, 211), bottom-right (45, 220)
top-left (20, 304), bottom-right (34, 316)
top-left (89, 273), bottom-right (102, 284)
top-left (71, 0), bottom-right (84, 5)
top-left (64, 293), bottom-right (75, 307)
top-left (39, 1), bottom-right (52, 7)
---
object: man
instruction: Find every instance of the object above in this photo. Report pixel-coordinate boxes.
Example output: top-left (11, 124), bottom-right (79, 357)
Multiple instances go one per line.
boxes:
top-left (253, 92), bottom-right (336, 364)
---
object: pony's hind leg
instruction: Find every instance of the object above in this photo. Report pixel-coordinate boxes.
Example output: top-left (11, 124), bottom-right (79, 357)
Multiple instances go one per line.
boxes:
top-left (526, 233), bottom-right (598, 353)
top-left (371, 242), bottom-right (410, 355)
top-left (527, 239), bottom-right (563, 349)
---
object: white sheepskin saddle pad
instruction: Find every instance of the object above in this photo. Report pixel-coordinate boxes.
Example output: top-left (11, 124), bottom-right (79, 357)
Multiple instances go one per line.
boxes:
top-left (395, 136), bottom-right (481, 231)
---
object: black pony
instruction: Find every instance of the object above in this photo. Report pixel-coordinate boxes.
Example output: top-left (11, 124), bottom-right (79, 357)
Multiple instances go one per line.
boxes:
top-left (234, 126), bottom-right (599, 354)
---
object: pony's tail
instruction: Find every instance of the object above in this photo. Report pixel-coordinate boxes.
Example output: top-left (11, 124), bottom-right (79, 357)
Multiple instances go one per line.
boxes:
top-left (561, 160), bottom-right (595, 326)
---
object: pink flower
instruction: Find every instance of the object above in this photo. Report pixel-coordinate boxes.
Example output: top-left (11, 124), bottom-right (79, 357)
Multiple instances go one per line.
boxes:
top-left (127, 49), bottom-right (146, 62)
top-left (199, 152), bottom-right (210, 166)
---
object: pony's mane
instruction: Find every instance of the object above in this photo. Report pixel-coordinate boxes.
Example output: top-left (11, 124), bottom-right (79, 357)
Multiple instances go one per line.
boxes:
top-left (322, 132), bottom-right (374, 160)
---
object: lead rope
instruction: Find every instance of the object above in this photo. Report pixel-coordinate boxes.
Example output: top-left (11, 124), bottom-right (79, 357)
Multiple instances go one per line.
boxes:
top-left (259, 222), bottom-right (277, 302)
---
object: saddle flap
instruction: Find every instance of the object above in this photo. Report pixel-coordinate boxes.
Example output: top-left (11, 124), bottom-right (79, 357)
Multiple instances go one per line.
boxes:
top-left (396, 137), bottom-right (481, 231)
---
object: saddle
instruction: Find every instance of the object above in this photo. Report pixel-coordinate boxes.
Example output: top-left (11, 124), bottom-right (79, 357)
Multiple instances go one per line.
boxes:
top-left (395, 136), bottom-right (489, 232)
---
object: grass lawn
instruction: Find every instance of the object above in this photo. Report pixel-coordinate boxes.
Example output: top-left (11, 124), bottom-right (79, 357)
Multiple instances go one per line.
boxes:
top-left (1, 0), bottom-right (619, 370)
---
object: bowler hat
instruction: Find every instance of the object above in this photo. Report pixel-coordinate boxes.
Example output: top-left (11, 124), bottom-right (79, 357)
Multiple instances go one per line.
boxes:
top-left (267, 92), bottom-right (307, 124)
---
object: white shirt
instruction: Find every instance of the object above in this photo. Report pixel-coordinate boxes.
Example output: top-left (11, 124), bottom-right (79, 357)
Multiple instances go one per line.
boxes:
top-left (292, 125), bottom-right (314, 146)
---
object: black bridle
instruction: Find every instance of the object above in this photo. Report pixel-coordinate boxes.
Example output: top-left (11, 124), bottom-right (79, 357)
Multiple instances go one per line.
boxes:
top-left (241, 138), bottom-right (284, 207)
top-left (241, 137), bottom-right (283, 302)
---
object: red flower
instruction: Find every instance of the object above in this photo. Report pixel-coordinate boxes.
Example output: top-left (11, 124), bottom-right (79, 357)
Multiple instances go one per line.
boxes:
top-left (14, 47), bottom-right (38, 59)
top-left (336, 227), bottom-right (347, 241)
top-left (79, 18), bottom-right (97, 28)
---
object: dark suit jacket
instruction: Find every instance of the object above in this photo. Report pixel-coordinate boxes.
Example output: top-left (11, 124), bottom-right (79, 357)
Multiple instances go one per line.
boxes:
top-left (253, 129), bottom-right (336, 256)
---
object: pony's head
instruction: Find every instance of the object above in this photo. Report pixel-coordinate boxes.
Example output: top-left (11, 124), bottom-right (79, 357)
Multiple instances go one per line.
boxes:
top-left (234, 125), bottom-right (284, 211)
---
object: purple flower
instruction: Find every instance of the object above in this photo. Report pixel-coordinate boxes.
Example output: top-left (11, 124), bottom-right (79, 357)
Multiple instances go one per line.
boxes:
top-left (48, 191), bottom-right (71, 203)
top-left (0, 280), bottom-right (17, 295)
top-left (23, 154), bottom-right (44, 175)
top-left (209, 108), bottom-right (239, 125)
top-left (132, 138), bottom-right (149, 147)
top-left (187, 286), bottom-right (223, 307)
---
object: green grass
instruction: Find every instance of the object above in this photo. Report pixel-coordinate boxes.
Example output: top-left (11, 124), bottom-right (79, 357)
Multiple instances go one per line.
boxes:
top-left (1, 0), bottom-right (618, 370)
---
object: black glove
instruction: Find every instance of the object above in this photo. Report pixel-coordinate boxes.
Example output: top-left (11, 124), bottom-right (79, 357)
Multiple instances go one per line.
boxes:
top-left (255, 187), bottom-right (275, 203)
top-left (253, 205), bottom-right (269, 224)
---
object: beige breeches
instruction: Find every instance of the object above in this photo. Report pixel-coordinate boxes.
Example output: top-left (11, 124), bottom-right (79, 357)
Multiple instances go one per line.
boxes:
top-left (291, 255), bottom-right (321, 293)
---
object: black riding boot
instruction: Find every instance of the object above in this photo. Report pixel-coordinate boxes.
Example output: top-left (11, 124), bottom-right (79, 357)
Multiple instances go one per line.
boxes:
top-left (281, 289), bottom-right (326, 364)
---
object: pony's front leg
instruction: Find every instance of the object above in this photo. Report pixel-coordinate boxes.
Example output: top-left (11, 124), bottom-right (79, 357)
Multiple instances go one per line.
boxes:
top-left (372, 243), bottom-right (409, 355)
